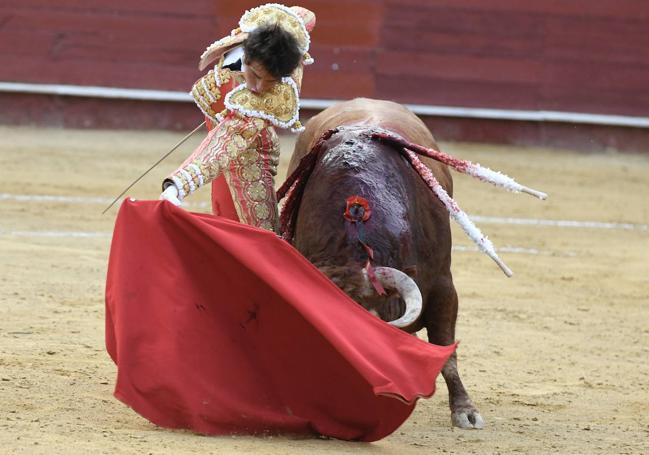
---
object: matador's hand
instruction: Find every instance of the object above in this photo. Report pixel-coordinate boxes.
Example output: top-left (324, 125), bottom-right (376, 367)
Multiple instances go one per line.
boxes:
top-left (160, 185), bottom-right (183, 207)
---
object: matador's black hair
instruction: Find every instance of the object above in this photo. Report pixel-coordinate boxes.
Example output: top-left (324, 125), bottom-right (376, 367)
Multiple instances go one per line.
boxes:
top-left (243, 23), bottom-right (302, 79)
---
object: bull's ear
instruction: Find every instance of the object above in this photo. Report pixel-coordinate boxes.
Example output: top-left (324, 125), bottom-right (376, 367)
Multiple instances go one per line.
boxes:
top-left (403, 265), bottom-right (417, 277)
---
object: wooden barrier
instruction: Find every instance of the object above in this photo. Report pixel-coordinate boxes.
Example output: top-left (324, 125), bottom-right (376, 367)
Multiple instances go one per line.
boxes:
top-left (1, 0), bottom-right (648, 150)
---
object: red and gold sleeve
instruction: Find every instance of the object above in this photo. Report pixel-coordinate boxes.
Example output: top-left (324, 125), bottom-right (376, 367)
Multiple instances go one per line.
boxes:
top-left (164, 115), bottom-right (266, 200)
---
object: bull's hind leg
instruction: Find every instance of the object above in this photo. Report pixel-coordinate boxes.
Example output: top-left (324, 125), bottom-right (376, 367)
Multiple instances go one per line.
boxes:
top-left (424, 278), bottom-right (484, 429)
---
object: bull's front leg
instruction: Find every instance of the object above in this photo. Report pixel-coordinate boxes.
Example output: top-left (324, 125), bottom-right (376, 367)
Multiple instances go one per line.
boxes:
top-left (441, 352), bottom-right (484, 429)
top-left (423, 277), bottom-right (484, 429)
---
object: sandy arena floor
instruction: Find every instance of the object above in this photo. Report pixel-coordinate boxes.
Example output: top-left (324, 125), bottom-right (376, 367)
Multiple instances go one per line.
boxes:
top-left (1, 125), bottom-right (648, 454)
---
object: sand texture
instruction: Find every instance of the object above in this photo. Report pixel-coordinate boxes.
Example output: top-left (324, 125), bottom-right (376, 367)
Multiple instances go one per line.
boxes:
top-left (1, 126), bottom-right (647, 454)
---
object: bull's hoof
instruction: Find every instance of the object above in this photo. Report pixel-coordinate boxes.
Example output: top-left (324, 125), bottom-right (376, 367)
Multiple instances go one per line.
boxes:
top-left (451, 409), bottom-right (485, 429)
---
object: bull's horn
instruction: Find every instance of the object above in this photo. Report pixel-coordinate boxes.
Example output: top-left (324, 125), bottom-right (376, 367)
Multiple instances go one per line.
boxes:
top-left (363, 267), bottom-right (423, 328)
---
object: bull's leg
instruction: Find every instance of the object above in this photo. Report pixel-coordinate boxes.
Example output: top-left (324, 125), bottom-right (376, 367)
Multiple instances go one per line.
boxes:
top-left (423, 278), bottom-right (484, 429)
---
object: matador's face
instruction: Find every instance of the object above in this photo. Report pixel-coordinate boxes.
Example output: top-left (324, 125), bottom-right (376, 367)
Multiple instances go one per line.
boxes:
top-left (243, 59), bottom-right (279, 95)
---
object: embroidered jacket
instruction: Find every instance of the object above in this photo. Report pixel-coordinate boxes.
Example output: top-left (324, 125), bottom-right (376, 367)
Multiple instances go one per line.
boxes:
top-left (165, 62), bottom-right (303, 233)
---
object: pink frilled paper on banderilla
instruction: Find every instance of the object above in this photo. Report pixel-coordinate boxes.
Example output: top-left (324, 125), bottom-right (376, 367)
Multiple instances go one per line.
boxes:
top-left (105, 200), bottom-right (455, 441)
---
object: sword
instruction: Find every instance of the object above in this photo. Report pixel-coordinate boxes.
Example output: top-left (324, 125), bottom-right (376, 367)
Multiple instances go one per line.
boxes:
top-left (101, 121), bottom-right (206, 214)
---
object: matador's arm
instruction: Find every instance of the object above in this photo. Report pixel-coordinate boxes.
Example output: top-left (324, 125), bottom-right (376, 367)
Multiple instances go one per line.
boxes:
top-left (162, 115), bottom-right (266, 202)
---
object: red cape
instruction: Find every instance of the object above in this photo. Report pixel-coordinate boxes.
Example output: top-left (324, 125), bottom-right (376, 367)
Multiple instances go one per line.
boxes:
top-left (105, 200), bottom-right (455, 441)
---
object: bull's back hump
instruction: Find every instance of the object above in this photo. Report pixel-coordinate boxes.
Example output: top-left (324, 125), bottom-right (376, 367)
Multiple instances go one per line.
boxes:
top-left (301, 99), bottom-right (433, 149)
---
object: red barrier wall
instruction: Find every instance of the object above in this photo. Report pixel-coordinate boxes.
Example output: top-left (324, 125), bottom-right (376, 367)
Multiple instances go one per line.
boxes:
top-left (1, 0), bottom-right (648, 150)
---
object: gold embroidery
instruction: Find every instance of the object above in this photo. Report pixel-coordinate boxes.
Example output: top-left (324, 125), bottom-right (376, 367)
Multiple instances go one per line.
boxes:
top-left (255, 203), bottom-right (270, 220)
top-left (232, 134), bottom-right (246, 149)
top-left (241, 125), bottom-right (257, 140)
top-left (218, 67), bottom-right (232, 85)
top-left (252, 118), bottom-right (266, 130)
top-left (246, 182), bottom-right (268, 202)
top-left (241, 164), bottom-right (262, 182)
top-left (239, 149), bottom-right (258, 166)
top-left (191, 70), bottom-right (222, 120)
top-left (195, 161), bottom-right (211, 182)
top-left (192, 90), bottom-right (216, 118)
top-left (228, 81), bottom-right (299, 125)
top-left (170, 115), bottom-right (279, 232)
top-left (217, 151), bottom-right (230, 168)
top-left (263, 128), bottom-right (281, 177)
top-left (291, 65), bottom-right (304, 91)
top-left (259, 220), bottom-right (275, 231)
top-left (226, 141), bottom-right (239, 157)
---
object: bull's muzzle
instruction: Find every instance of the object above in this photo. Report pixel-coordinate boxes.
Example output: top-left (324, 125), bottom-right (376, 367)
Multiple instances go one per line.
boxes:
top-left (361, 267), bottom-right (423, 328)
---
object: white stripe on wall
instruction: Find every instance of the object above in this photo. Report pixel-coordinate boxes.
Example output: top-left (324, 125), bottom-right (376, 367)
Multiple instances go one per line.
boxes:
top-left (2, 81), bottom-right (649, 129)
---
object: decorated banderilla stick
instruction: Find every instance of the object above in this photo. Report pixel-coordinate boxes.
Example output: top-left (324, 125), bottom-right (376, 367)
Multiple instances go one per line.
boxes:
top-left (404, 149), bottom-right (513, 277)
top-left (101, 121), bottom-right (206, 215)
top-left (371, 131), bottom-right (549, 277)
top-left (372, 132), bottom-right (548, 200)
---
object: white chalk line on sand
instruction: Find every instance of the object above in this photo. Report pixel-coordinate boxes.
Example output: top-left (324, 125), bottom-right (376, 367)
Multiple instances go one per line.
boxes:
top-left (1, 193), bottom-right (113, 204)
top-left (0, 193), bottom-right (210, 208)
top-left (2, 192), bottom-right (647, 231)
top-left (470, 215), bottom-right (647, 231)
top-left (0, 229), bottom-right (559, 255)
top-left (1, 230), bottom-right (111, 238)
top-left (452, 245), bottom-right (576, 257)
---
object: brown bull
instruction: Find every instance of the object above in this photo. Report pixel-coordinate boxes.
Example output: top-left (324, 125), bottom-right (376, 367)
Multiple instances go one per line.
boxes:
top-left (281, 98), bottom-right (484, 429)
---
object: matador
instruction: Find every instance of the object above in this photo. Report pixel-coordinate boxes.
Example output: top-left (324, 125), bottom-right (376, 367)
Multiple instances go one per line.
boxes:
top-left (160, 3), bottom-right (316, 232)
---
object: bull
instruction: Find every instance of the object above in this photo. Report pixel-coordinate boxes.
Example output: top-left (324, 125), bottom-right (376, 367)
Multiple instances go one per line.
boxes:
top-left (279, 98), bottom-right (485, 429)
